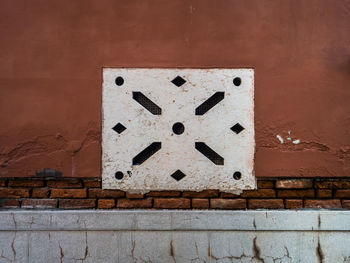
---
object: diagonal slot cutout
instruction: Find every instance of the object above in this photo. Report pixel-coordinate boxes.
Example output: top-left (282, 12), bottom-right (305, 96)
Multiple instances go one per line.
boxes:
top-left (132, 92), bottom-right (162, 115)
top-left (132, 142), bottom-right (161, 165)
top-left (195, 92), bottom-right (225, 115)
top-left (195, 142), bottom-right (224, 165)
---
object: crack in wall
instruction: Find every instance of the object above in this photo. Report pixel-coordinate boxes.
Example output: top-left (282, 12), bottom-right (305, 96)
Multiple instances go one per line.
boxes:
top-left (131, 240), bottom-right (137, 263)
top-left (253, 237), bottom-right (265, 263)
top-left (316, 236), bottom-right (325, 263)
top-left (169, 240), bottom-right (176, 263)
top-left (59, 243), bottom-right (64, 263)
top-left (0, 135), bottom-right (68, 167)
top-left (0, 123), bottom-right (99, 167)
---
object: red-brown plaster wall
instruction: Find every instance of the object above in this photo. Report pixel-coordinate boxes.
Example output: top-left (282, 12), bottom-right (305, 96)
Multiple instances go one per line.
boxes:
top-left (0, 0), bottom-right (349, 178)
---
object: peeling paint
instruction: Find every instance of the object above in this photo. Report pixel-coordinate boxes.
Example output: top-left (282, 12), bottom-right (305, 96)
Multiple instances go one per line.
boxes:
top-left (276, 135), bottom-right (284, 144)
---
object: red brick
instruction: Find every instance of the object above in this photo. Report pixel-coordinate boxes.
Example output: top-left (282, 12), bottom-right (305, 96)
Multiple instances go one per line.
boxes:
top-left (220, 192), bottom-right (240, 198)
top-left (8, 180), bottom-right (44, 188)
top-left (59, 199), bottom-right (96, 209)
top-left (0, 188), bottom-right (30, 198)
top-left (89, 189), bottom-right (124, 198)
top-left (154, 198), bottom-right (190, 209)
top-left (248, 199), bottom-right (284, 209)
top-left (146, 191), bottom-right (181, 197)
top-left (314, 180), bottom-right (350, 189)
top-left (276, 179), bottom-right (313, 189)
top-left (22, 199), bottom-right (57, 209)
top-left (83, 179), bottom-right (101, 188)
top-left (51, 189), bottom-right (86, 198)
top-left (0, 180), bottom-right (6, 187)
top-left (285, 199), bottom-right (303, 209)
top-left (192, 199), bottom-right (209, 209)
top-left (117, 199), bottom-right (152, 208)
top-left (210, 199), bottom-right (246, 209)
top-left (335, 190), bottom-right (350, 198)
top-left (0, 199), bottom-right (20, 208)
top-left (342, 200), bottom-right (350, 209)
top-left (257, 180), bottom-right (274, 189)
top-left (304, 199), bottom-right (341, 209)
top-left (126, 192), bottom-right (144, 199)
top-left (241, 189), bottom-right (275, 198)
top-left (32, 188), bottom-right (49, 198)
top-left (98, 199), bottom-right (115, 209)
top-left (277, 189), bottom-right (314, 198)
top-left (317, 189), bottom-right (332, 198)
top-left (183, 190), bottom-right (218, 198)
top-left (47, 179), bottom-right (82, 188)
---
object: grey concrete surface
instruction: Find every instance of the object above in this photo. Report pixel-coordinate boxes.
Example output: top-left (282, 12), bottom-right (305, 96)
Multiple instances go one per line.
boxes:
top-left (0, 210), bottom-right (349, 262)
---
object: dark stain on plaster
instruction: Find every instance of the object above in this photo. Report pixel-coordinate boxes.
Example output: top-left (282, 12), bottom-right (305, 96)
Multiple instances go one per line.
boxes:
top-left (253, 237), bottom-right (265, 263)
top-left (318, 214), bottom-right (321, 229)
top-left (316, 237), bottom-right (324, 263)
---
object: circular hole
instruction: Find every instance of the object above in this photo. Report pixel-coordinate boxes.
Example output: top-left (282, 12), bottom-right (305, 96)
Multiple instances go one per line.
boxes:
top-left (172, 122), bottom-right (185, 135)
top-left (233, 77), bottom-right (241, 86)
top-left (115, 171), bottom-right (124, 180)
top-left (233, 171), bottom-right (242, 180)
top-left (115, 76), bottom-right (124, 86)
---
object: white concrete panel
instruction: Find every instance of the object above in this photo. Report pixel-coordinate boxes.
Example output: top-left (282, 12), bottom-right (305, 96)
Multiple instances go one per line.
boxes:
top-left (0, 230), bottom-right (348, 263)
top-left (102, 68), bottom-right (255, 193)
top-left (1, 211), bottom-right (350, 262)
top-left (1, 210), bottom-right (349, 231)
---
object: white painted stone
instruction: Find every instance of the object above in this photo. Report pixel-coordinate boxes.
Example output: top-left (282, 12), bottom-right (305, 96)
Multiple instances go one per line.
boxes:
top-left (102, 68), bottom-right (255, 193)
top-left (0, 211), bottom-right (350, 262)
top-left (2, 210), bottom-right (350, 231)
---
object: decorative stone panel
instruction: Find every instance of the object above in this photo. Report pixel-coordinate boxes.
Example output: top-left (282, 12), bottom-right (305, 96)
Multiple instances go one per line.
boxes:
top-left (102, 69), bottom-right (255, 193)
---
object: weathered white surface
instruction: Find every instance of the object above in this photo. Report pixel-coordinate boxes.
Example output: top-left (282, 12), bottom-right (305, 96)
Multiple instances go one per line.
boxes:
top-left (102, 68), bottom-right (255, 193)
top-left (0, 210), bottom-right (350, 263)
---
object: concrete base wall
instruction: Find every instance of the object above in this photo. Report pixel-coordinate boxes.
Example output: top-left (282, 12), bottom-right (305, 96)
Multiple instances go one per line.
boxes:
top-left (0, 210), bottom-right (350, 262)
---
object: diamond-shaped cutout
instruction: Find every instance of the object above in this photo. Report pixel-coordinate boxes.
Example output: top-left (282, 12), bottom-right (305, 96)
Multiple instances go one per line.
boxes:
top-left (171, 76), bottom-right (186, 87)
top-left (230, 123), bottom-right (244, 134)
top-left (170, 170), bottom-right (186, 181)
top-left (112, 123), bottom-right (127, 134)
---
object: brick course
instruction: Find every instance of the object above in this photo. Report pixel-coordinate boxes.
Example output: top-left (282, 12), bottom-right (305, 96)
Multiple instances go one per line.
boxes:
top-left (98, 199), bottom-right (115, 209)
top-left (8, 180), bottom-right (44, 188)
top-left (210, 199), bottom-right (246, 209)
top-left (304, 199), bottom-right (341, 209)
top-left (59, 199), bottom-right (96, 209)
top-left (146, 191), bottom-right (181, 197)
top-left (51, 189), bottom-right (86, 198)
top-left (32, 188), bottom-right (49, 198)
top-left (0, 188), bottom-right (30, 198)
top-left (89, 189), bottom-right (124, 198)
top-left (285, 199), bottom-right (303, 209)
top-left (117, 198), bottom-right (152, 208)
top-left (0, 177), bottom-right (350, 210)
top-left (248, 199), bottom-right (284, 209)
top-left (22, 199), bottom-right (57, 209)
top-left (277, 189), bottom-right (314, 198)
top-left (154, 198), bottom-right (190, 209)
top-left (0, 199), bottom-right (20, 208)
top-left (47, 180), bottom-right (82, 188)
top-left (276, 179), bottom-right (313, 189)
top-left (192, 199), bottom-right (209, 209)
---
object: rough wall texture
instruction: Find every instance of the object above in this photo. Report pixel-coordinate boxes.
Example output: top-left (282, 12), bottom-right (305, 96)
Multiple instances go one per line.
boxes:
top-left (0, 210), bottom-right (349, 262)
top-left (1, 177), bottom-right (350, 209)
top-left (0, 0), bottom-right (350, 178)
